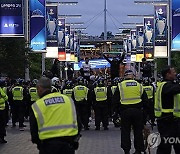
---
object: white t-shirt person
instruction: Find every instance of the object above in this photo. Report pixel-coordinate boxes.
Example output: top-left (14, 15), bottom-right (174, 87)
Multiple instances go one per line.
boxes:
top-left (82, 58), bottom-right (91, 81)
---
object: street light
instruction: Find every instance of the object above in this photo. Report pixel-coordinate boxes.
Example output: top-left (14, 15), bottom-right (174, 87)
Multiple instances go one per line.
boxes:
top-left (66, 22), bottom-right (84, 26)
top-left (134, 1), bottom-right (168, 5)
top-left (58, 15), bottom-right (82, 18)
top-left (46, 1), bottom-right (78, 5)
top-left (127, 14), bottom-right (154, 18)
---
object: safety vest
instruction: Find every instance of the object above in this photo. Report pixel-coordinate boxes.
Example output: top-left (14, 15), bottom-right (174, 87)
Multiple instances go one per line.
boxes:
top-left (73, 85), bottom-right (88, 102)
top-left (31, 92), bottom-right (78, 140)
top-left (143, 86), bottom-right (153, 99)
top-left (63, 89), bottom-right (73, 98)
top-left (29, 87), bottom-right (39, 102)
top-left (118, 80), bottom-right (143, 105)
top-left (2, 87), bottom-right (7, 95)
top-left (94, 87), bottom-right (107, 101)
top-left (111, 86), bottom-right (117, 95)
top-left (155, 82), bottom-right (180, 118)
top-left (0, 88), bottom-right (8, 110)
top-left (12, 86), bottom-right (23, 101)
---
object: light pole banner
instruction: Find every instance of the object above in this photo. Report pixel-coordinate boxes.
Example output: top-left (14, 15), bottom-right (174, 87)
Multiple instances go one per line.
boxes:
top-left (65, 25), bottom-right (70, 53)
top-left (30, 0), bottom-right (46, 51)
top-left (0, 0), bottom-right (24, 37)
top-left (130, 30), bottom-right (136, 62)
top-left (58, 18), bottom-right (65, 49)
top-left (144, 17), bottom-right (154, 60)
top-left (154, 5), bottom-right (168, 57)
top-left (172, 0), bottom-right (180, 50)
top-left (46, 4), bottom-right (58, 47)
top-left (136, 25), bottom-right (144, 62)
top-left (74, 31), bottom-right (79, 62)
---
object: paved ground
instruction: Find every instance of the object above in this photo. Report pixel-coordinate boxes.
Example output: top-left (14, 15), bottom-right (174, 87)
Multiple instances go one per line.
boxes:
top-left (0, 121), bottom-right (174, 154)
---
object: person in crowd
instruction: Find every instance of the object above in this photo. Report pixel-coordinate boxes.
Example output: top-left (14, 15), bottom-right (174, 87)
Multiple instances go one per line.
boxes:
top-left (11, 80), bottom-right (26, 131)
top-left (72, 76), bottom-right (91, 130)
top-left (30, 77), bottom-right (80, 154)
top-left (141, 58), bottom-right (152, 79)
top-left (103, 52), bottom-right (125, 81)
top-left (0, 81), bottom-right (8, 143)
top-left (113, 70), bottom-right (149, 154)
top-left (155, 66), bottom-right (180, 154)
top-left (92, 77), bottom-right (110, 130)
top-left (81, 57), bottom-right (91, 82)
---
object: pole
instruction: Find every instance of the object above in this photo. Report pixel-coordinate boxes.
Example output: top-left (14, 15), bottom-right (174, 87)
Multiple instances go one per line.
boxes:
top-left (42, 53), bottom-right (46, 75)
top-left (104, 0), bottom-right (107, 52)
top-left (167, 0), bottom-right (171, 66)
top-left (24, 0), bottom-right (30, 81)
top-left (138, 62), bottom-right (141, 79)
top-left (154, 59), bottom-right (157, 82)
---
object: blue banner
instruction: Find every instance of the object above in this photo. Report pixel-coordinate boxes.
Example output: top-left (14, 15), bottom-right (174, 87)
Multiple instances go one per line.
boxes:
top-left (0, 0), bottom-right (24, 37)
top-left (46, 5), bottom-right (58, 47)
top-left (154, 5), bottom-right (168, 57)
top-left (172, 0), bottom-right (180, 50)
top-left (65, 25), bottom-right (70, 53)
top-left (58, 18), bottom-right (65, 50)
top-left (136, 25), bottom-right (144, 54)
top-left (30, 0), bottom-right (46, 51)
top-left (144, 17), bottom-right (154, 60)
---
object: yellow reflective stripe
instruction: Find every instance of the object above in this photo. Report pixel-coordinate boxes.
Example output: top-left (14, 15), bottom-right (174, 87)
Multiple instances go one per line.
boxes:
top-left (156, 83), bottom-right (164, 112)
top-left (174, 95), bottom-right (180, 112)
top-left (70, 98), bottom-right (77, 124)
top-left (119, 83), bottom-right (124, 100)
top-left (161, 109), bottom-right (173, 113)
top-left (140, 84), bottom-right (143, 96)
top-left (39, 124), bottom-right (77, 133)
top-left (32, 103), bottom-right (44, 127)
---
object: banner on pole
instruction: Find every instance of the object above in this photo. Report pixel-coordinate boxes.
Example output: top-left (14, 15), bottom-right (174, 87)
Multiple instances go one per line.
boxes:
top-left (144, 17), bottom-right (154, 60)
top-left (154, 5), bottom-right (168, 57)
top-left (172, 0), bottom-right (180, 50)
top-left (65, 25), bottom-right (70, 53)
top-left (0, 0), bottom-right (24, 37)
top-left (46, 4), bottom-right (58, 47)
top-left (30, 0), bottom-right (46, 51)
top-left (136, 25), bottom-right (144, 62)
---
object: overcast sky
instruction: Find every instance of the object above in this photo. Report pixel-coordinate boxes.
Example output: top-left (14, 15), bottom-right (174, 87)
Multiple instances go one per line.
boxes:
top-left (51, 0), bottom-right (154, 36)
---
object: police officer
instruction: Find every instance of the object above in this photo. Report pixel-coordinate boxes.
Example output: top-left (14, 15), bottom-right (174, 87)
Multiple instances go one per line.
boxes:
top-left (30, 77), bottom-right (80, 154)
top-left (51, 77), bottom-right (61, 93)
top-left (113, 70), bottom-right (148, 154)
top-left (72, 76), bottom-right (91, 130)
top-left (0, 83), bottom-right (8, 143)
top-left (92, 77), bottom-right (110, 130)
top-left (11, 80), bottom-right (26, 130)
top-left (143, 78), bottom-right (155, 126)
top-left (155, 66), bottom-right (180, 154)
top-left (62, 80), bottom-right (73, 98)
top-left (29, 79), bottom-right (39, 105)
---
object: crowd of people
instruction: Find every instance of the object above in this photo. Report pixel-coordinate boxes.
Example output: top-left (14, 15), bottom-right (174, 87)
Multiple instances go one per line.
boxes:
top-left (0, 58), bottom-right (180, 154)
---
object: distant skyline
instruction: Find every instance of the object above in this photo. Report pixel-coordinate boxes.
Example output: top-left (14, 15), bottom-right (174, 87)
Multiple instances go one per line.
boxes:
top-left (50, 0), bottom-right (154, 36)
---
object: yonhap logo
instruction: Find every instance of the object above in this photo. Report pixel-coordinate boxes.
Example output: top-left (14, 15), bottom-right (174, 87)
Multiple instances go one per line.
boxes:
top-left (147, 133), bottom-right (161, 148)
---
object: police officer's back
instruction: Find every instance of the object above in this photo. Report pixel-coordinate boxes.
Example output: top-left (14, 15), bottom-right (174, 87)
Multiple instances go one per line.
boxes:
top-left (72, 76), bottom-right (91, 130)
top-left (92, 77), bottom-right (110, 130)
top-left (113, 70), bottom-right (148, 154)
top-left (29, 77), bottom-right (79, 154)
top-left (62, 80), bottom-right (73, 98)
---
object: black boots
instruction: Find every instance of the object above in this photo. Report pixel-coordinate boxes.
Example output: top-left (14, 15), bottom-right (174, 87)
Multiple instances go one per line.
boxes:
top-left (0, 138), bottom-right (7, 144)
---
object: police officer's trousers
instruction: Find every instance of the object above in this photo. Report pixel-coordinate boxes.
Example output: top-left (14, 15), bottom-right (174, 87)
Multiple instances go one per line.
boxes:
top-left (157, 117), bottom-right (180, 154)
top-left (0, 110), bottom-right (6, 139)
top-left (121, 108), bottom-right (144, 153)
top-left (39, 139), bottom-right (75, 154)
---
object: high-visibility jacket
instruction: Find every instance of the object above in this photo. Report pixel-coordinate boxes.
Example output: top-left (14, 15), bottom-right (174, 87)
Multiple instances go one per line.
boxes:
top-left (118, 80), bottom-right (143, 105)
top-left (29, 87), bottom-right (39, 102)
top-left (94, 87), bottom-right (107, 101)
top-left (2, 87), bottom-right (7, 95)
top-left (111, 86), bottom-right (117, 95)
top-left (31, 92), bottom-right (78, 140)
top-left (12, 86), bottom-right (23, 101)
top-left (143, 86), bottom-right (153, 99)
top-left (63, 89), bottom-right (73, 98)
top-left (73, 85), bottom-right (88, 102)
top-left (155, 82), bottom-right (180, 118)
top-left (0, 88), bottom-right (8, 110)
